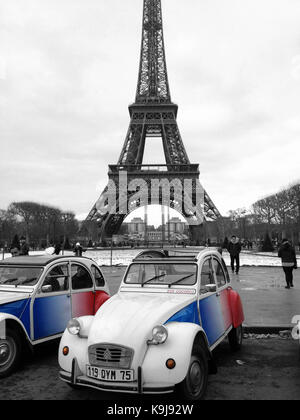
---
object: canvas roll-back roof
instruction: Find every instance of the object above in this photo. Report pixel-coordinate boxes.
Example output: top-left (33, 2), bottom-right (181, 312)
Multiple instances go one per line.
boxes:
top-left (133, 248), bottom-right (222, 263)
top-left (0, 255), bottom-right (89, 267)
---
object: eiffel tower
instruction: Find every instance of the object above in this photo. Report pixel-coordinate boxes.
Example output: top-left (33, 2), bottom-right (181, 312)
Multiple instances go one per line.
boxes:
top-left (86, 0), bottom-right (222, 241)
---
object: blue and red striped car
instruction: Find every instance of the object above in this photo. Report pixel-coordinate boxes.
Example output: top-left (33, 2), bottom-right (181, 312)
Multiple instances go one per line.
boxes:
top-left (0, 255), bottom-right (110, 378)
top-left (59, 249), bottom-right (244, 400)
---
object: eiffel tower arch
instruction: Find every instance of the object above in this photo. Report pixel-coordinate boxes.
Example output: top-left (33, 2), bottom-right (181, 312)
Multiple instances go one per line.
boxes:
top-left (86, 0), bottom-right (222, 242)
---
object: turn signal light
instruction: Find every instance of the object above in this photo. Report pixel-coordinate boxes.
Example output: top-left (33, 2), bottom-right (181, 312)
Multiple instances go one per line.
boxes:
top-left (63, 346), bottom-right (69, 356)
top-left (166, 359), bottom-right (176, 369)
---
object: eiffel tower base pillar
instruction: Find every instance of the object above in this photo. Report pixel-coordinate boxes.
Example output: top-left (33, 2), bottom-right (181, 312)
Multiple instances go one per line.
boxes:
top-left (189, 224), bottom-right (207, 245)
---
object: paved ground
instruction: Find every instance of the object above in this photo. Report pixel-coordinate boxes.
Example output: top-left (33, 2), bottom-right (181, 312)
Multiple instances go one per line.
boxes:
top-left (101, 265), bottom-right (300, 328)
top-left (0, 337), bottom-right (298, 400)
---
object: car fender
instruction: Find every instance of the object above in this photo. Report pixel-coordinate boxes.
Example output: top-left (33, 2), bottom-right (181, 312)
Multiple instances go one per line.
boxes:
top-left (58, 324), bottom-right (92, 375)
top-left (142, 322), bottom-right (210, 388)
top-left (228, 289), bottom-right (244, 328)
top-left (94, 291), bottom-right (110, 314)
top-left (0, 312), bottom-right (30, 342)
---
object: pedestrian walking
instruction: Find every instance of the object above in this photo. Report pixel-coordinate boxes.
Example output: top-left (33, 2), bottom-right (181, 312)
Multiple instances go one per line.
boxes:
top-left (10, 247), bottom-right (20, 257)
top-left (278, 239), bottom-right (297, 289)
top-left (227, 235), bottom-right (242, 274)
top-left (74, 242), bottom-right (83, 257)
top-left (53, 243), bottom-right (62, 255)
top-left (19, 236), bottom-right (29, 256)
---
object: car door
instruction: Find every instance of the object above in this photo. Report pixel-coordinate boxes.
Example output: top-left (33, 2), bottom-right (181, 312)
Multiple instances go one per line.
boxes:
top-left (32, 263), bottom-right (71, 340)
top-left (198, 257), bottom-right (225, 347)
top-left (70, 263), bottom-right (94, 318)
top-left (212, 257), bottom-right (233, 331)
top-left (91, 265), bottom-right (110, 313)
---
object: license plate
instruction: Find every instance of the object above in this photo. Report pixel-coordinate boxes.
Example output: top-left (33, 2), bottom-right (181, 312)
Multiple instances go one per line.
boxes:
top-left (86, 365), bottom-right (134, 382)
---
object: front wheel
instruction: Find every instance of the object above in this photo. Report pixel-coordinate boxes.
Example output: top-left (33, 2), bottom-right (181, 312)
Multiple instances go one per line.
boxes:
top-left (228, 324), bottom-right (243, 352)
top-left (0, 329), bottom-right (22, 378)
top-left (177, 349), bottom-right (208, 401)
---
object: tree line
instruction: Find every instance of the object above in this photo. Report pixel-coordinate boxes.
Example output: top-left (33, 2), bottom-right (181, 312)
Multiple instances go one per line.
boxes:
top-left (226, 181), bottom-right (300, 245)
top-left (0, 201), bottom-right (79, 250)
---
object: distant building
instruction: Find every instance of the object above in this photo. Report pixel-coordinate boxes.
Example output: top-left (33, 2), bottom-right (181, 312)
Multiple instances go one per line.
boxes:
top-left (147, 231), bottom-right (163, 242)
top-left (167, 217), bottom-right (187, 235)
top-left (127, 218), bottom-right (146, 236)
top-left (123, 215), bottom-right (189, 244)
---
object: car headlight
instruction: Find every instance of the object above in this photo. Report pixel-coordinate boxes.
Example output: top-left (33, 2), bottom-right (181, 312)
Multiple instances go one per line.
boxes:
top-left (67, 318), bottom-right (81, 336)
top-left (148, 325), bottom-right (168, 345)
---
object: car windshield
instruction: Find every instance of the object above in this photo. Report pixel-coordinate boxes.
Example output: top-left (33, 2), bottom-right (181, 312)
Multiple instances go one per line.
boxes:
top-left (124, 263), bottom-right (197, 286)
top-left (0, 266), bottom-right (43, 287)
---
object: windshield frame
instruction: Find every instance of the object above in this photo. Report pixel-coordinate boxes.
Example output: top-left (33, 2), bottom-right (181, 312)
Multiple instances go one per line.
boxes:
top-left (0, 265), bottom-right (44, 288)
top-left (123, 262), bottom-right (198, 287)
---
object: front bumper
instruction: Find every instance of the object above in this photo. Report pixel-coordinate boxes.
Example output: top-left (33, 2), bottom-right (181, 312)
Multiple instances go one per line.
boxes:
top-left (59, 359), bottom-right (174, 395)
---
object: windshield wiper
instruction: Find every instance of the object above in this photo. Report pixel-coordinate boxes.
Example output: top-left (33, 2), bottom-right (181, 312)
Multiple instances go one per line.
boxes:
top-left (3, 278), bottom-right (19, 285)
top-left (141, 273), bottom-right (166, 287)
top-left (19, 278), bottom-right (36, 286)
top-left (2, 278), bottom-right (35, 287)
top-left (167, 274), bottom-right (194, 288)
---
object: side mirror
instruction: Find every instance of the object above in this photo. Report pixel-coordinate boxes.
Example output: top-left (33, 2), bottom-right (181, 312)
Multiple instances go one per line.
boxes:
top-left (42, 285), bottom-right (53, 294)
top-left (205, 284), bottom-right (217, 293)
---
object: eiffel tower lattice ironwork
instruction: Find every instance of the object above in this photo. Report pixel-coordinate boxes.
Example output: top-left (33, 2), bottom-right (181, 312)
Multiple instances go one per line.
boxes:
top-left (86, 0), bottom-right (222, 239)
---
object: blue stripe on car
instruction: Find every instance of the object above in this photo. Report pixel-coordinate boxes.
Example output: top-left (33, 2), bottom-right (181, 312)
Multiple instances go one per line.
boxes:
top-left (165, 301), bottom-right (200, 325)
top-left (0, 299), bottom-right (31, 336)
top-left (199, 295), bottom-right (225, 346)
top-left (165, 296), bottom-right (226, 347)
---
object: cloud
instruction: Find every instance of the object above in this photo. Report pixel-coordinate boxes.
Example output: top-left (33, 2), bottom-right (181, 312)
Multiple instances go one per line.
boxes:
top-left (1, 0), bottom-right (300, 219)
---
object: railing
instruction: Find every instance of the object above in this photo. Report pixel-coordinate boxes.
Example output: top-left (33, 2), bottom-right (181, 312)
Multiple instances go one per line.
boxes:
top-left (109, 164), bottom-right (199, 174)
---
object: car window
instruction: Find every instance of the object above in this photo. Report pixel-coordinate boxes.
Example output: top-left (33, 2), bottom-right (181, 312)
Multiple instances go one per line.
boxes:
top-left (213, 258), bottom-right (227, 288)
top-left (0, 266), bottom-right (43, 287)
top-left (124, 263), bottom-right (197, 286)
top-left (125, 264), bottom-right (156, 284)
top-left (71, 264), bottom-right (93, 290)
top-left (92, 265), bottom-right (105, 287)
top-left (200, 258), bottom-right (215, 294)
top-left (42, 264), bottom-right (69, 293)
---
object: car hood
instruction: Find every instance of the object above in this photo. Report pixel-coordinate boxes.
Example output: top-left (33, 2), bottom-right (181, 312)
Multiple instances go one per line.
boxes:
top-left (0, 291), bottom-right (30, 306)
top-left (88, 290), bottom-right (196, 368)
top-left (0, 291), bottom-right (31, 319)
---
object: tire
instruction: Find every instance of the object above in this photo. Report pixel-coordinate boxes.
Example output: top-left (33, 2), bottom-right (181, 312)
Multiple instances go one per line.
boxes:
top-left (177, 347), bottom-right (208, 401)
top-left (228, 324), bottom-right (243, 352)
top-left (0, 328), bottom-right (22, 378)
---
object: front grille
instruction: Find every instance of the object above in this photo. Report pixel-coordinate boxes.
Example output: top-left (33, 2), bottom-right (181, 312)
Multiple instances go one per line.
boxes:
top-left (88, 344), bottom-right (134, 369)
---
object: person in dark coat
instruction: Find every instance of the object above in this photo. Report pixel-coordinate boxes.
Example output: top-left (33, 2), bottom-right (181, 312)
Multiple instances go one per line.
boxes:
top-left (53, 243), bottom-right (62, 255)
top-left (19, 236), bottom-right (29, 256)
top-left (227, 235), bottom-right (242, 274)
top-left (278, 239), bottom-right (297, 289)
top-left (74, 242), bottom-right (83, 257)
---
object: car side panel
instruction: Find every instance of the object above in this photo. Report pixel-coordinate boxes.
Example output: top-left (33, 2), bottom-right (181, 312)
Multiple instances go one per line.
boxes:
top-left (71, 292), bottom-right (94, 318)
top-left (33, 295), bottom-right (71, 339)
top-left (19, 300), bottom-right (31, 337)
top-left (228, 289), bottom-right (244, 328)
top-left (219, 289), bottom-right (233, 330)
top-left (199, 294), bottom-right (225, 346)
top-left (0, 299), bottom-right (31, 337)
top-left (0, 299), bottom-right (29, 319)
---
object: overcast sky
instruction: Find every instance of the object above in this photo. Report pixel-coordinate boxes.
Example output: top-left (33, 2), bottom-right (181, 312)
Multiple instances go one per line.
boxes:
top-left (1, 0), bottom-right (300, 225)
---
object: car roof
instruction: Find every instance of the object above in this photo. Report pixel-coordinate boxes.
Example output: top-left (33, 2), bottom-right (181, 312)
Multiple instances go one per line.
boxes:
top-left (0, 255), bottom-right (92, 267)
top-left (133, 248), bottom-right (223, 263)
